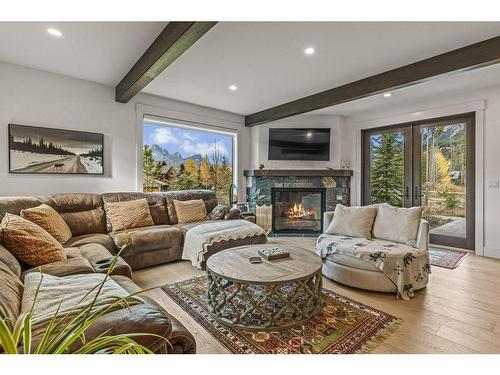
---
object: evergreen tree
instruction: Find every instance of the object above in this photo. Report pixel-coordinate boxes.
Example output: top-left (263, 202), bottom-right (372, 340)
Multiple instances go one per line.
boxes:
top-left (142, 145), bottom-right (163, 191)
top-left (370, 133), bottom-right (404, 206)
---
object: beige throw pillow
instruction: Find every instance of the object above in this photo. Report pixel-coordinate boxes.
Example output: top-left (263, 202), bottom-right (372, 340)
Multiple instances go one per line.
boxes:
top-left (174, 199), bottom-right (207, 224)
top-left (326, 204), bottom-right (378, 239)
top-left (0, 214), bottom-right (66, 267)
top-left (372, 203), bottom-right (423, 246)
top-left (21, 204), bottom-right (72, 244)
top-left (104, 198), bottom-right (154, 232)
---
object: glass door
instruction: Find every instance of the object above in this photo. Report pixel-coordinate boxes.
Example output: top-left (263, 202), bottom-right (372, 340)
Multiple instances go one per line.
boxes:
top-left (362, 126), bottom-right (412, 207)
top-left (413, 116), bottom-right (475, 249)
top-left (362, 114), bottom-right (475, 250)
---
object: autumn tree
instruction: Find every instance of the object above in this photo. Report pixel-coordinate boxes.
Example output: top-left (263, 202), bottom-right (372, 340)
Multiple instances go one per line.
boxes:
top-left (184, 158), bottom-right (199, 180)
top-left (200, 155), bottom-right (210, 189)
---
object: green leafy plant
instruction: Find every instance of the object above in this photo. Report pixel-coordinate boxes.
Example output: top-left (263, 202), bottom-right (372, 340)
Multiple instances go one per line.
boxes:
top-left (438, 190), bottom-right (460, 209)
top-left (0, 244), bottom-right (166, 354)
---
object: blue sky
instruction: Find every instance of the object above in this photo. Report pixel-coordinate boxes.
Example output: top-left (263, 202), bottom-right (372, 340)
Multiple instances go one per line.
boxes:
top-left (144, 123), bottom-right (233, 162)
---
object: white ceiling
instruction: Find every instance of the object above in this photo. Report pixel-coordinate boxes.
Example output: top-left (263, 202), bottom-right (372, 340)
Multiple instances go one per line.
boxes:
top-left (0, 22), bottom-right (166, 85)
top-left (313, 63), bottom-right (500, 117)
top-left (142, 22), bottom-right (500, 115)
top-left (0, 22), bottom-right (500, 117)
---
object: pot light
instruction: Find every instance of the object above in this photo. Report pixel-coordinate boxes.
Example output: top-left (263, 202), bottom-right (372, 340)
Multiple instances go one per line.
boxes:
top-left (304, 47), bottom-right (315, 55)
top-left (383, 92), bottom-right (392, 98)
top-left (47, 28), bottom-right (63, 38)
top-left (228, 85), bottom-right (238, 91)
top-left (306, 131), bottom-right (313, 138)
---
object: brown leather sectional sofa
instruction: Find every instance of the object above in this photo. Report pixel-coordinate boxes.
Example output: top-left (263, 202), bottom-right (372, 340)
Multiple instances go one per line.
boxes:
top-left (0, 189), bottom-right (267, 354)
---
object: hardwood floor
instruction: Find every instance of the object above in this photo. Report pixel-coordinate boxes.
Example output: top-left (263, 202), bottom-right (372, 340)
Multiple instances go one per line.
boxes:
top-left (133, 237), bottom-right (500, 354)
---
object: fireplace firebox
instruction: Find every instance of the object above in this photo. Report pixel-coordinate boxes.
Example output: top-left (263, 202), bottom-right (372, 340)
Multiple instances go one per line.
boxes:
top-left (272, 188), bottom-right (325, 235)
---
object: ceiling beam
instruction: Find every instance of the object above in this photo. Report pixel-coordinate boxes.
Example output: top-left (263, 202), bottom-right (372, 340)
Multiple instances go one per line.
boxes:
top-left (116, 21), bottom-right (217, 103)
top-left (245, 35), bottom-right (500, 126)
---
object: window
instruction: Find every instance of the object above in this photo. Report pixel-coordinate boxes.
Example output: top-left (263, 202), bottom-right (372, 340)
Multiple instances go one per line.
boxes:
top-left (142, 120), bottom-right (236, 205)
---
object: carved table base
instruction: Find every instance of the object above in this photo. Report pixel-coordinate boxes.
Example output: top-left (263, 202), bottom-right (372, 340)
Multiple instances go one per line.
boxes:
top-left (206, 269), bottom-right (323, 331)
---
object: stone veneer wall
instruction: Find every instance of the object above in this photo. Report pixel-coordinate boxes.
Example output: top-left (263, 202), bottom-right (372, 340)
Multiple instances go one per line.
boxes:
top-left (245, 175), bottom-right (351, 213)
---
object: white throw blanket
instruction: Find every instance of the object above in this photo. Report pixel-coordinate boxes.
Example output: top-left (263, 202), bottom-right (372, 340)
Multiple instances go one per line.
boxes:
top-left (22, 272), bottom-right (142, 340)
top-left (182, 219), bottom-right (266, 269)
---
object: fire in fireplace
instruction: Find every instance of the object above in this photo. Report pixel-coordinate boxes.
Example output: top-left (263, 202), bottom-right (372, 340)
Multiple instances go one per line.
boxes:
top-left (272, 188), bottom-right (325, 235)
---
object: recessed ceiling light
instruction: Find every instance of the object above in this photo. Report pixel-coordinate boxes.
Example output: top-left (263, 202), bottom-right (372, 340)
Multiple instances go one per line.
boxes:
top-left (306, 131), bottom-right (313, 138)
top-left (228, 85), bottom-right (238, 91)
top-left (47, 28), bottom-right (63, 38)
top-left (304, 47), bottom-right (315, 55)
top-left (383, 92), bottom-right (392, 98)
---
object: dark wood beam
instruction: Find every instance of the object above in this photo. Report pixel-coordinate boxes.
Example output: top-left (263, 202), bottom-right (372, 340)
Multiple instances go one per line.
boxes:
top-left (245, 35), bottom-right (500, 126)
top-left (115, 22), bottom-right (217, 103)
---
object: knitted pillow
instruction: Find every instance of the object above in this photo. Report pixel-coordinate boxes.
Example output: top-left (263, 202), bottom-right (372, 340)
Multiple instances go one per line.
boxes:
top-left (208, 204), bottom-right (230, 220)
top-left (21, 204), bottom-right (72, 244)
top-left (173, 199), bottom-right (207, 224)
top-left (104, 198), bottom-right (154, 232)
top-left (0, 213), bottom-right (66, 267)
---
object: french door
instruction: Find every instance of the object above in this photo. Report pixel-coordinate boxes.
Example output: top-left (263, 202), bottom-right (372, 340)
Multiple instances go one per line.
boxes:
top-left (362, 113), bottom-right (475, 250)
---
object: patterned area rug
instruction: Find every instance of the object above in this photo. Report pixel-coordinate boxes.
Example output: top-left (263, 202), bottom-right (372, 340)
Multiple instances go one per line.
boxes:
top-left (429, 246), bottom-right (469, 269)
top-left (162, 276), bottom-right (400, 354)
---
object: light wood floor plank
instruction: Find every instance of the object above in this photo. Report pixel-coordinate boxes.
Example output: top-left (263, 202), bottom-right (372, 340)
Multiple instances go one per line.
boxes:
top-left (134, 237), bottom-right (500, 354)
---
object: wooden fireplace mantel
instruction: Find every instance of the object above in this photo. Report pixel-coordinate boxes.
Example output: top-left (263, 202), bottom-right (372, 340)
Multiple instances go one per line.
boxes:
top-left (243, 169), bottom-right (353, 177)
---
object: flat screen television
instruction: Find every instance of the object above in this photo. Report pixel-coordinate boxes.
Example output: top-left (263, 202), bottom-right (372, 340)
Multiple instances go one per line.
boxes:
top-left (268, 128), bottom-right (330, 161)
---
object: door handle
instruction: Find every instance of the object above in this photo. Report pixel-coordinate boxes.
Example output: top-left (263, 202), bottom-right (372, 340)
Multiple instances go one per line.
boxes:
top-left (405, 186), bottom-right (410, 200)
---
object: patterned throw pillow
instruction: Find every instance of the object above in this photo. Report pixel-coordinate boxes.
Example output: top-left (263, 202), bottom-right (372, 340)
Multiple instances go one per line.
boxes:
top-left (173, 199), bottom-right (207, 224)
top-left (208, 204), bottom-right (230, 220)
top-left (0, 214), bottom-right (66, 267)
top-left (104, 198), bottom-right (155, 232)
top-left (21, 204), bottom-right (72, 244)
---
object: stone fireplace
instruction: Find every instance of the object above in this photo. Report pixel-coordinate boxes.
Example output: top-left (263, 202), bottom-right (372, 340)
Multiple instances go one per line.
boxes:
top-left (244, 169), bottom-right (352, 236)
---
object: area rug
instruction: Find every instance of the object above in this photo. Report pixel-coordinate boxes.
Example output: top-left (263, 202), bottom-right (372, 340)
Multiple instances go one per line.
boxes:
top-left (429, 246), bottom-right (469, 269)
top-left (162, 276), bottom-right (400, 354)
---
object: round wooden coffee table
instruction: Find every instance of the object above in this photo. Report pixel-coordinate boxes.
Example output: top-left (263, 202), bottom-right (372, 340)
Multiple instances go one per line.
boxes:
top-left (206, 244), bottom-right (323, 331)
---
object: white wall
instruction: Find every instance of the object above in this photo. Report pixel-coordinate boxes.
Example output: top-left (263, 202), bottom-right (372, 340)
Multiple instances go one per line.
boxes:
top-left (0, 62), bottom-right (249, 198)
top-left (342, 84), bottom-right (500, 259)
top-left (249, 114), bottom-right (349, 169)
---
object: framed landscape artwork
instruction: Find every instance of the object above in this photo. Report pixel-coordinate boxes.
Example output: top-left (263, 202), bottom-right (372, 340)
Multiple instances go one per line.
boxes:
top-left (9, 124), bottom-right (104, 175)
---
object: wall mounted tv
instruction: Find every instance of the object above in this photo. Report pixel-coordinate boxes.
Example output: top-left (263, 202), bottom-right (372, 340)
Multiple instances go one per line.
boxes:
top-left (268, 128), bottom-right (331, 161)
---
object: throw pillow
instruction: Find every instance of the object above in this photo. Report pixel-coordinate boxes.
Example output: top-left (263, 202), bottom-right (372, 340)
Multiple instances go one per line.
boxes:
top-left (0, 213), bottom-right (66, 267)
top-left (208, 204), bottom-right (230, 220)
top-left (326, 204), bottom-right (378, 239)
top-left (104, 198), bottom-right (154, 232)
top-left (173, 199), bottom-right (207, 224)
top-left (21, 204), bottom-right (72, 244)
top-left (372, 203), bottom-right (423, 246)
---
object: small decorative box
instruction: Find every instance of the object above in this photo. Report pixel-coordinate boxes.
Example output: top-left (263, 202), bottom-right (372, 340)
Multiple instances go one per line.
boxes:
top-left (258, 247), bottom-right (290, 261)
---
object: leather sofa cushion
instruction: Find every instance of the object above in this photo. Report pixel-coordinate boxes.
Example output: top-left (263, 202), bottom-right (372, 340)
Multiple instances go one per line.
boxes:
top-left (110, 225), bottom-right (183, 257)
top-left (102, 192), bottom-right (170, 231)
top-left (0, 214), bottom-right (67, 267)
top-left (0, 195), bottom-right (54, 221)
top-left (50, 193), bottom-right (107, 236)
top-left (0, 244), bottom-right (22, 277)
top-left (21, 204), bottom-right (72, 244)
top-left (165, 190), bottom-right (217, 224)
top-left (0, 262), bottom-right (23, 331)
top-left (64, 233), bottom-right (116, 253)
top-left (104, 198), bottom-right (155, 232)
top-left (65, 243), bottom-right (114, 262)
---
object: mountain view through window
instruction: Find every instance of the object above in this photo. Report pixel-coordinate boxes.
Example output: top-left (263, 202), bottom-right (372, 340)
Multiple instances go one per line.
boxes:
top-left (143, 122), bottom-right (234, 205)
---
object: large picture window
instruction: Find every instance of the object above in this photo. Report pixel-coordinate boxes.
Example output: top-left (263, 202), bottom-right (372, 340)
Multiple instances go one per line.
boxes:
top-left (142, 120), bottom-right (235, 205)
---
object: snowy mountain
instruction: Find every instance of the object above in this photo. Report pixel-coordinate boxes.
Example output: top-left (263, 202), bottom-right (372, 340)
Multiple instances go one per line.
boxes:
top-left (150, 144), bottom-right (203, 166)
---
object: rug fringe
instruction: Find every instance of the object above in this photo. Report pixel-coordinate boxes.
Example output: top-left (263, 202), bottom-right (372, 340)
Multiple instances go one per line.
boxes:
top-left (355, 318), bottom-right (402, 354)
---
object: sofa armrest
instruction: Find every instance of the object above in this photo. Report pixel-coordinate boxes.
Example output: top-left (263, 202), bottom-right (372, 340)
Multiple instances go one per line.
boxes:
top-left (323, 211), bottom-right (335, 233)
top-left (224, 207), bottom-right (241, 220)
top-left (416, 219), bottom-right (429, 252)
top-left (21, 257), bottom-right (95, 281)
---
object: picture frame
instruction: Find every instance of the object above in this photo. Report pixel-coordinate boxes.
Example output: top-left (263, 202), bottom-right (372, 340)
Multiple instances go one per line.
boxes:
top-left (8, 124), bottom-right (104, 175)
